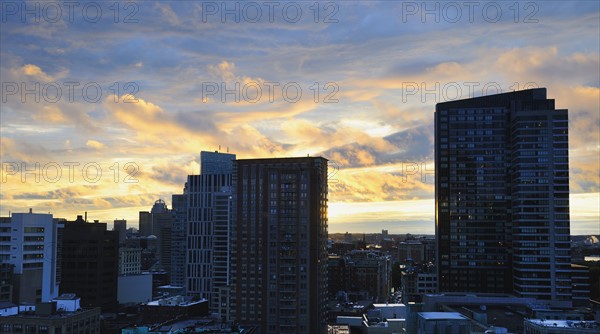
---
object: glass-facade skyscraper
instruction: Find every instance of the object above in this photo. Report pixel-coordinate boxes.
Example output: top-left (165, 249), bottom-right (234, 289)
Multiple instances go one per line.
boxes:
top-left (185, 151), bottom-right (236, 313)
top-left (435, 88), bottom-right (572, 306)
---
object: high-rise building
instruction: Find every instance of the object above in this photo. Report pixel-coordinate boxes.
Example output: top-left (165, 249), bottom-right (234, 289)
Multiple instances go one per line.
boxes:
top-left (170, 193), bottom-right (188, 289)
top-left (185, 151), bottom-right (235, 313)
top-left (60, 215), bottom-right (118, 311)
top-left (231, 157), bottom-right (329, 334)
top-left (114, 219), bottom-right (127, 244)
top-left (138, 211), bottom-right (152, 237)
top-left (435, 88), bottom-right (572, 306)
top-left (150, 199), bottom-right (174, 275)
top-left (571, 264), bottom-right (591, 307)
top-left (0, 263), bottom-right (14, 302)
top-left (138, 200), bottom-right (176, 277)
top-left (0, 212), bottom-right (63, 304)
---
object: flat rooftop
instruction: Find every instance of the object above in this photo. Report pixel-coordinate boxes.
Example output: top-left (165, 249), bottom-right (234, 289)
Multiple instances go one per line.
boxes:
top-left (373, 303), bottom-right (405, 308)
top-left (329, 300), bottom-right (373, 312)
top-left (3, 308), bottom-right (98, 319)
top-left (145, 298), bottom-right (206, 307)
top-left (0, 302), bottom-right (16, 309)
top-left (55, 293), bottom-right (78, 300)
top-left (419, 312), bottom-right (468, 320)
top-left (527, 319), bottom-right (600, 329)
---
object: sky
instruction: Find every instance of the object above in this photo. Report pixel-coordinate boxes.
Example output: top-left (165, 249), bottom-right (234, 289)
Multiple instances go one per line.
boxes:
top-left (0, 0), bottom-right (599, 234)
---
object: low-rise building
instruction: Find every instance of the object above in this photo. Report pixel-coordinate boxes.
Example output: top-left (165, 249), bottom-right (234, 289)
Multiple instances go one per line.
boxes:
top-left (139, 295), bottom-right (208, 324)
top-left (524, 320), bottom-right (600, 334)
top-left (398, 241), bottom-right (426, 263)
top-left (328, 324), bottom-right (350, 334)
top-left (401, 263), bottom-right (437, 303)
top-left (0, 302), bottom-right (18, 317)
top-left (370, 303), bottom-right (406, 321)
top-left (0, 298), bottom-right (100, 334)
top-left (328, 250), bottom-right (392, 303)
top-left (119, 247), bottom-right (142, 275)
top-left (417, 312), bottom-right (471, 334)
top-left (118, 274), bottom-right (153, 305)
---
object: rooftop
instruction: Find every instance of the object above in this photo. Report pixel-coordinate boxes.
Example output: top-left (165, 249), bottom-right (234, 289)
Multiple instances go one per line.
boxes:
top-left (145, 296), bottom-right (207, 307)
top-left (419, 312), bottom-right (469, 320)
top-left (526, 319), bottom-right (600, 329)
top-left (0, 302), bottom-right (16, 309)
top-left (373, 303), bottom-right (405, 308)
top-left (3, 308), bottom-right (99, 320)
top-left (55, 293), bottom-right (78, 300)
top-left (329, 300), bottom-right (373, 313)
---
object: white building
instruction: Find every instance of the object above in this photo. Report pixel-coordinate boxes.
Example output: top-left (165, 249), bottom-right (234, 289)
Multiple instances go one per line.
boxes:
top-left (0, 302), bottom-right (18, 317)
top-left (0, 212), bottom-right (63, 304)
top-left (371, 303), bottom-right (406, 320)
top-left (119, 247), bottom-right (142, 275)
top-left (53, 293), bottom-right (81, 312)
top-left (185, 151), bottom-right (235, 313)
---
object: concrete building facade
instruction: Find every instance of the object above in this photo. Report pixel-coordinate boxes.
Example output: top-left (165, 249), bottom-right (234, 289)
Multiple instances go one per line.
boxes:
top-left (0, 212), bottom-right (62, 304)
top-left (231, 157), bottom-right (329, 334)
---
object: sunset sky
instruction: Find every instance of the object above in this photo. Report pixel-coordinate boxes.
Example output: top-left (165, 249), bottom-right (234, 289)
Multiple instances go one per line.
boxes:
top-left (1, 1), bottom-right (598, 234)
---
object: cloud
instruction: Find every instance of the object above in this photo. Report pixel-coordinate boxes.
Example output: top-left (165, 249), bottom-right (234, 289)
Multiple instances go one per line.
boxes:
top-left (13, 185), bottom-right (99, 200)
top-left (18, 64), bottom-right (68, 82)
top-left (0, 137), bottom-right (52, 163)
top-left (104, 96), bottom-right (219, 152)
top-left (86, 140), bottom-right (105, 150)
top-left (21, 64), bottom-right (53, 81)
top-left (1, 2), bottom-right (598, 231)
top-left (155, 3), bottom-right (182, 26)
top-left (208, 61), bottom-right (238, 82)
top-left (329, 166), bottom-right (434, 203)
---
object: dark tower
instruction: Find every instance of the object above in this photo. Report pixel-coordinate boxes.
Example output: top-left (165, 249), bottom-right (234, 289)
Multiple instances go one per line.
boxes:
top-left (231, 157), bottom-right (329, 334)
top-left (435, 88), bottom-right (572, 306)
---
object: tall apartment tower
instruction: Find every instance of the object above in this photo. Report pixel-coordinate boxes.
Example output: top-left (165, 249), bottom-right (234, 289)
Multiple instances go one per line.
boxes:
top-left (60, 215), bottom-right (119, 311)
top-left (0, 212), bottom-right (62, 304)
top-left (435, 88), bottom-right (572, 306)
top-left (170, 192), bottom-right (188, 288)
top-left (113, 219), bottom-right (127, 244)
top-left (138, 211), bottom-right (152, 237)
top-left (150, 199), bottom-right (174, 274)
top-left (231, 157), bottom-right (329, 334)
top-left (185, 151), bottom-right (236, 313)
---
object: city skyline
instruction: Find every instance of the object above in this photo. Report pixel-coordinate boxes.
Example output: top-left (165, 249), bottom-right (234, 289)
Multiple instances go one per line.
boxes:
top-left (1, 1), bottom-right (599, 235)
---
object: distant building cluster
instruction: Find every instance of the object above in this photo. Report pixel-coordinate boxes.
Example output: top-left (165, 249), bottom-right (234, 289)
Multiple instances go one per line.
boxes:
top-left (328, 250), bottom-right (392, 303)
top-left (1, 89), bottom-right (599, 333)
